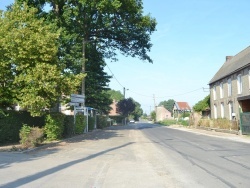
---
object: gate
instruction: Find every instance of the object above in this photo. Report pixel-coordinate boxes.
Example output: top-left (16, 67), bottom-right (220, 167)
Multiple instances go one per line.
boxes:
top-left (239, 112), bottom-right (250, 135)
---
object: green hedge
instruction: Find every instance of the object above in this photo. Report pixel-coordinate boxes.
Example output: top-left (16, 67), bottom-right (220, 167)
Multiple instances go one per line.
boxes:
top-left (97, 115), bottom-right (109, 129)
top-left (63, 115), bottom-right (74, 138)
top-left (0, 110), bottom-right (45, 144)
top-left (75, 113), bottom-right (86, 134)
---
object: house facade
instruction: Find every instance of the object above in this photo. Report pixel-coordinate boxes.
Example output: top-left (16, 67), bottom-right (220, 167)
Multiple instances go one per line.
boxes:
top-left (156, 106), bottom-right (172, 122)
top-left (173, 102), bottom-right (191, 118)
top-left (209, 46), bottom-right (250, 121)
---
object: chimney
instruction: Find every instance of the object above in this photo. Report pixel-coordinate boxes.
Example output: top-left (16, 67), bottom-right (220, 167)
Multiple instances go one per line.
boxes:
top-left (226, 56), bottom-right (233, 62)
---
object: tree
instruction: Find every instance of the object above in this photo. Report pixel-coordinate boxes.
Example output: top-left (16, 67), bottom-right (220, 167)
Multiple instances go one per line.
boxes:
top-left (159, 99), bottom-right (175, 114)
top-left (16, 0), bottom-right (156, 112)
top-left (130, 101), bottom-right (143, 121)
top-left (150, 111), bottom-right (156, 122)
top-left (107, 90), bottom-right (124, 101)
top-left (193, 95), bottom-right (210, 112)
top-left (116, 98), bottom-right (135, 117)
top-left (0, 2), bottom-right (84, 116)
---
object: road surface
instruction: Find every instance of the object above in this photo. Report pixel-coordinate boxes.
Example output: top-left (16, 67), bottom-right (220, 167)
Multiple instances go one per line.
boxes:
top-left (1, 123), bottom-right (250, 188)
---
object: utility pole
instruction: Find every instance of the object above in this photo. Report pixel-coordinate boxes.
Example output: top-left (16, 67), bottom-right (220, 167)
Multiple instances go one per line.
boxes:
top-left (81, 39), bottom-right (86, 107)
top-left (123, 87), bottom-right (129, 99)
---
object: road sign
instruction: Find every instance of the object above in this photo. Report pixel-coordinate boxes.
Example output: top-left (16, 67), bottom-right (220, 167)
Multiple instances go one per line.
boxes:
top-left (71, 94), bottom-right (85, 103)
top-left (69, 102), bottom-right (80, 106)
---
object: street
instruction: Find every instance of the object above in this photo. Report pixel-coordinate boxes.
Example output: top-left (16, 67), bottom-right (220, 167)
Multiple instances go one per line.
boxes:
top-left (1, 123), bottom-right (250, 188)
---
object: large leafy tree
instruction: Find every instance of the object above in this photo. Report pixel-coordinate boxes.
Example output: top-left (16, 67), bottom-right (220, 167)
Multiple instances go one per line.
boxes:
top-left (0, 2), bottom-right (84, 116)
top-left (116, 98), bottom-right (135, 117)
top-left (193, 95), bottom-right (210, 112)
top-left (159, 99), bottom-right (175, 114)
top-left (16, 0), bottom-right (156, 113)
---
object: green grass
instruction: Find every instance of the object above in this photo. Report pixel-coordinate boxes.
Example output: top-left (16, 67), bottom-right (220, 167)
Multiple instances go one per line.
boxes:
top-left (158, 119), bottom-right (189, 126)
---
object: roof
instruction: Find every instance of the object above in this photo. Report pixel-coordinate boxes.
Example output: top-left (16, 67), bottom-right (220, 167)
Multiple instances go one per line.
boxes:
top-left (209, 46), bottom-right (250, 84)
top-left (175, 102), bottom-right (191, 111)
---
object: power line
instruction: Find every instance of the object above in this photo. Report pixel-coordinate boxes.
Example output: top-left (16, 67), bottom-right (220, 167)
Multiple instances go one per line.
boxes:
top-left (105, 63), bottom-right (204, 99)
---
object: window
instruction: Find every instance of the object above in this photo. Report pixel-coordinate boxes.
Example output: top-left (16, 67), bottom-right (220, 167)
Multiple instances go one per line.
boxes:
top-left (213, 86), bottom-right (216, 100)
top-left (214, 104), bottom-right (217, 119)
top-left (221, 103), bottom-right (224, 118)
top-left (229, 102), bottom-right (233, 120)
top-left (228, 78), bottom-right (232, 96)
top-left (237, 74), bottom-right (242, 94)
top-left (220, 82), bottom-right (224, 98)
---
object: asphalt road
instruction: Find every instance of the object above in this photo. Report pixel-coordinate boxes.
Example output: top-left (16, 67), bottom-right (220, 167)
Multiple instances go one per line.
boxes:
top-left (1, 123), bottom-right (250, 188)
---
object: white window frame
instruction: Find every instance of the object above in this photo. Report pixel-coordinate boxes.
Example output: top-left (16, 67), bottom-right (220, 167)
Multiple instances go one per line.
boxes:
top-left (221, 103), bottom-right (224, 118)
top-left (220, 82), bottom-right (224, 98)
top-left (214, 104), bottom-right (217, 119)
top-left (228, 78), bottom-right (232, 96)
top-left (237, 74), bottom-right (242, 94)
top-left (213, 86), bottom-right (216, 100)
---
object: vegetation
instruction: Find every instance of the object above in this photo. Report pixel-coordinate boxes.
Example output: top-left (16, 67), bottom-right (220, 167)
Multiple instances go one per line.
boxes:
top-left (44, 113), bottom-right (65, 141)
top-left (193, 95), bottom-right (210, 112)
top-left (158, 99), bottom-right (175, 115)
top-left (116, 98), bottom-right (136, 117)
top-left (107, 90), bottom-right (124, 101)
top-left (159, 119), bottom-right (189, 126)
top-left (75, 113), bottom-right (86, 134)
top-left (130, 101), bottom-right (143, 121)
top-left (15, 0), bottom-right (156, 114)
top-left (0, 2), bottom-right (84, 116)
top-left (150, 111), bottom-right (156, 122)
top-left (19, 125), bottom-right (44, 148)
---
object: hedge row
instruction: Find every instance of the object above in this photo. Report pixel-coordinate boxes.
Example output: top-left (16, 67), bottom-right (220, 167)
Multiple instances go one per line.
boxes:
top-left (0, 110), bottom-right (110, 145)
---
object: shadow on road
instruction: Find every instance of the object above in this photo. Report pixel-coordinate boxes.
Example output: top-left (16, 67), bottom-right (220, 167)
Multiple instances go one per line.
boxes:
top-left (1, 142), bottom-right (134, 188)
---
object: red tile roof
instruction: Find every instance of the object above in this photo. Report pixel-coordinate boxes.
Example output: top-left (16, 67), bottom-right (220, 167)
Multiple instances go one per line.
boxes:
top-left (176, 102), bottom-right (191, 110)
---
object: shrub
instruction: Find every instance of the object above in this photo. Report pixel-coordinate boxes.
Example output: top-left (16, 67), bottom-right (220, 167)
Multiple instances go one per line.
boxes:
top-left (88, 117), bottom-right (95, 131)
top-left (97, 115), bottom-right (109, 129)
top-left (63, 115), bottom-right (74, 138)
top-left (19, 125), bottom-right (44, 148)
top-left (198, 119), bottom-right (210, 127)
top-left (44, 113), bottom-right (65, 141)
top-left (75, 113), bottom-right (86, 134)
top-left (159, 119), bottom-right (189, 126)
top-left (0, 111), bottom-right (45, 144)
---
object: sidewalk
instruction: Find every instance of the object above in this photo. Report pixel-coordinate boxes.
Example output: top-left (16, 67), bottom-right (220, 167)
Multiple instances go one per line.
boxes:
top-left (167, 125), bottom-right (250, 144)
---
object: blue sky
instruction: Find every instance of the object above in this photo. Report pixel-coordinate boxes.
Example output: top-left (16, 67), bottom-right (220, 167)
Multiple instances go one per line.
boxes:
top-left (1, 0), bottom-right (250, 114)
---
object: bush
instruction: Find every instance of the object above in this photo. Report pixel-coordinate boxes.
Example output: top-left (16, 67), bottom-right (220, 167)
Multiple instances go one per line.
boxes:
top-left (198, 119), bottom-right (210, 127)
top-left (0, 110), bottom-right (45, 144)
top-left (63, 115), bottom-right (74, 138)
top-left (44, 113), bottom-right (65, 141)
top-left (97, 115), bottom-right (109, 129)
top-left (19, 125), bottom-right (44, 148)
top-left (88, 116), bottom-right (95, 131)
top-left (75, 113), bottom-right (86, 134)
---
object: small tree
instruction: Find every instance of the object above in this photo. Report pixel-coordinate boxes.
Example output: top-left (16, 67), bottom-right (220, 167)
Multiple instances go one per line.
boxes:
top-left (193, 95), bottom-right (210, 112)
top-left (116, 98), bottom-right (135, 123)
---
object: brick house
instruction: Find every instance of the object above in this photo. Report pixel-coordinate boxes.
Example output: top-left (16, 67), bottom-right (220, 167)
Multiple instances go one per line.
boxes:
top-left (209, 46), bottom-right (250, 121)
top-left (156, 106), bottom-right (172, 122)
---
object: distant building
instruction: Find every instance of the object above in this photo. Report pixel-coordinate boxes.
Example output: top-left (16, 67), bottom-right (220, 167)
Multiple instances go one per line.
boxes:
top-left (109, 100), bottom-right (120, 116)
top-left (156, 106), bottom-right (172, 122)
top-left (173, 102), bottom-right (191, 118)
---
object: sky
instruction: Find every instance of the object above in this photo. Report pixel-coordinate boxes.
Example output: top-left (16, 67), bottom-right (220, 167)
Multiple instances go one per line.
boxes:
top-left (1, 0), bottom-right (250, 115)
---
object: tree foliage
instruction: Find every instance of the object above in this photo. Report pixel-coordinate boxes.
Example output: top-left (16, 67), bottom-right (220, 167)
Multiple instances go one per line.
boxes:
top-left (130, 101), bottom-right (143, 121)
top-left (159, 99), bottom-right (175, 114)
top-left (116, 98), bottom-right (135, 117)
top-left (193, 95), bottom-right (210, 112)
top-left (107, 90), bottom-right (124, 101)
top-left (0, 2), bottom-right (85, 116)
top-left (13, 0), bottom-right (156, 113)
